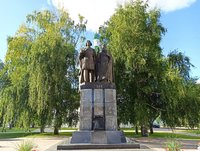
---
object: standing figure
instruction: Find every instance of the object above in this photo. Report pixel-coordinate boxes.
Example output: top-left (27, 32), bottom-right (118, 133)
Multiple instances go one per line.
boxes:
top-left (79, 40), bottom-right (96, 83)
top-left (96, 44), bottom-right (113, 82)
top-left (106, 50), bottom-right (113, 83)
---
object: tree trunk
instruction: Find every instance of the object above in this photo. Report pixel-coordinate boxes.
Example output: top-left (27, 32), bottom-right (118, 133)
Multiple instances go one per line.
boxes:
top-left (135, 126), bottom-right (138, 135)
top-left (54, 127), bottom-right (59, 135)
top-left (149, 122), bottom-right (154, 134)
top-left (53, 109), bottom-right (62, 135)
top-left (30, 124), bottom-right (35, 128)
top-left (40, 113), bottom-right (46, 133)
top-left (40, 126), bottom-right (45, 133)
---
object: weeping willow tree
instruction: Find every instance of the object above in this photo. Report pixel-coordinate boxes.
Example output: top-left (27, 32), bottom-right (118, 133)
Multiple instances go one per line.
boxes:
top-left (1, 10), bottom-right (86, 134)
top-left (0, 35), bottom-right (33, 131)
top-left (161, 50), bottom-right (200, 128)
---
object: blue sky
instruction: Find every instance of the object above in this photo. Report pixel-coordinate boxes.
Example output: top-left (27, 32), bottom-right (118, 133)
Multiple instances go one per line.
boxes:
top-left (0, 0), bottom-right (199, 80)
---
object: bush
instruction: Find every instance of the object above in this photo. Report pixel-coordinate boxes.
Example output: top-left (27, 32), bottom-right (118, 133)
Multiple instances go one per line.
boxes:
top-left (16, 140), bottom-right (37, 151)
top-left (165, 138), bottom-right (182, 151)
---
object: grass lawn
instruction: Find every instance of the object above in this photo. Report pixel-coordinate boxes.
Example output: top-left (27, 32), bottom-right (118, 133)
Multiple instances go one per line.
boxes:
top-left (124, 131), bottom-right (200, 140)
top-left (0, 127), bottom-right (74, 139)
top-left (60, 127), bottom-right (78, 130)
top-left (149, 132), bottom-right (200, 139)
top-left (0, 132), bottom-right (34, 139)
top-left (0, 127), bottom-right (37, 133)
top-left (0, 131), bottom-right (74, 139)
top-left (183, 129), bottom-right (200, 134)
top-left (1, 127), bottom-right (200, 140)
top-left (27, 132), bottom-right (73, 138)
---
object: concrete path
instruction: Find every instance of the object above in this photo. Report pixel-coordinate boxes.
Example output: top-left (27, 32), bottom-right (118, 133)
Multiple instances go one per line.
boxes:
top-left (1, 128), bottom-right (200, 151)
top-left (0, 137), bottom-right (66, 151)
top-left (0, 136), bottom-right (199, 151)
top-left (134, 137), bottom-right (200, 151)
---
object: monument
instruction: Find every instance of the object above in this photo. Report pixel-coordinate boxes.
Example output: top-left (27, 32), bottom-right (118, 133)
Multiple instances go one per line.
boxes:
top-left (57, 40), bottom-right (140, 150)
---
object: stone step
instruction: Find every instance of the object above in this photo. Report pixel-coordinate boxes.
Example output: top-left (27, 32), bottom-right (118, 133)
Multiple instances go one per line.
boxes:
top-left (57, 143), bottom-right (140, 150)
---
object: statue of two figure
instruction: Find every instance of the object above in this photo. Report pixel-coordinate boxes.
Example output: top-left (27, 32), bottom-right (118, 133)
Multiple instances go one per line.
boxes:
top-left (79, 40), bottom-right (113, 84)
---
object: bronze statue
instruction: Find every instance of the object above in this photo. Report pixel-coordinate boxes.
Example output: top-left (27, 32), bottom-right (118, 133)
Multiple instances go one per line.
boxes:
top-left (96, 44), bottom-right (113, 82)
top-left (79, 41), bottom-right (113, 84)
top-left (79, 40), bottom-right (96, 83)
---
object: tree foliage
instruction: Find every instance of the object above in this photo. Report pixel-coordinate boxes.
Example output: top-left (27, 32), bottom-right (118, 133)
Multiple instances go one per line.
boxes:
top-left (100, 0), bottom-right (165, 128)
top-left (161, 51), bottom-right (200, 128)
top-left (0, 0), bottom-right (199, 135)
top-left (99, 0), bottom-right (200, 133)
top-left (0, 10), bottom-right (86, 133)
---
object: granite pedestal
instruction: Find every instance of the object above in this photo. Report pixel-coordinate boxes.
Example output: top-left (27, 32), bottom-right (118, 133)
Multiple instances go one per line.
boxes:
top-left (57, 83), bottom-right (140, 150)
top-left (71, 82), bottom-right (124, 144)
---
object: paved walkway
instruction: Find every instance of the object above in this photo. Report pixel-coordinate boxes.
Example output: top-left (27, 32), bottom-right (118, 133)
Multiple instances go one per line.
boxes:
top-left (0, 137), bottom-right (66, 151)
top-left (1, 128), bottom-right (200, 151)
top-left (0, 137), bottom-right (199, 151)
top-left (133, 137), bottom-right (200, 151)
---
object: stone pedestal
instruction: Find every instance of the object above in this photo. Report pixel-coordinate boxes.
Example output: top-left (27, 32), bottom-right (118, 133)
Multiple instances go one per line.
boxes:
top-left (71, 131), bottom-right (126, 144)
top-left (71, 82), bottom-right (126, 144)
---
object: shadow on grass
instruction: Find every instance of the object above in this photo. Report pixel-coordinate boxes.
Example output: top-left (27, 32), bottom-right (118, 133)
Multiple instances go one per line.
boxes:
top-left (0, 132), bottom-right (36, 139)
top-left (0, 131), bottom-right (73, 139)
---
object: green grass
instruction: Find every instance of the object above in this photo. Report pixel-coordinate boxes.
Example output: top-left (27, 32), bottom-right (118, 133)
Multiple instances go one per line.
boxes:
top-left (149, 132), bottom-right (200, 139)
top-left (0, 132), bottom-right (35, 139)
top-left (183, 129), bottom-right (200, 134)
top-left (0, 131), bottom-right (73, 139)
top-left (60, 127), bottom-right (78, 130)
top-left (26, 132), bottom-right (73, 138)
top-left (0, 127), bottom-right (37, 133)
top-left (0, 127), bottom-right (76, 139)
top-left (120, 127), bottom-right (134, 131)
top-left (1, 127), bottom-right (200, 140)
top-left (0, 127), bottom-right (39, 139)
top-left (124, 131), bottom-right (200, 139)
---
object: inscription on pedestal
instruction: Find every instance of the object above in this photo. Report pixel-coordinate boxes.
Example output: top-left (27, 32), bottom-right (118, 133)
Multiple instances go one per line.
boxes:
top-left (80, 82), bottom-right (116, 89)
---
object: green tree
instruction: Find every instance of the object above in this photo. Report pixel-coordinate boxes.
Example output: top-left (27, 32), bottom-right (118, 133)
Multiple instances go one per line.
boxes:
top-left (99, 0), bottom-right (199, 134)
top-left (26, 10), bottom-right (86, 134)
top-left (1, 10), bottom-right (86, 134)
top-left (160, 50), bottom-right (199, 128)
top-left (0, 60), bottom-right (5, 127)
top-left (0, 60), bottom-right (4, 90)
top-left (99, 0), bottom-right (166, 134)
top-left (0, 34), bottom-right (33, 131)
top-left (179, 82), bottom-right (200, 128)
top-left (168, 50), bottom-right (194, 81)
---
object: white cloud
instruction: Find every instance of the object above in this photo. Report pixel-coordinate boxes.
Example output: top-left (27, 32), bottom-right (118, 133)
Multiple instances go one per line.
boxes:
top-left (49, 0), bottom-right (196, 31)
top-left (51, 0), bottom-right (123, 31)
top-left (197, 79), bottom-right (200, 84)
top-left (148, 0), bottom-right (197, 12)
